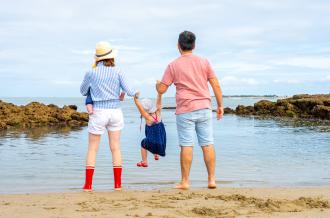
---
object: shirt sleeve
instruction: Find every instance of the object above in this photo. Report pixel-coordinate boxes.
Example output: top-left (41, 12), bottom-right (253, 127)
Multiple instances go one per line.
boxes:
top-left (161, 64), bottom-right (174, 86)
top-left (205, 59), bottom-right (216, 79)
top-left (80, 72), bottom-right (91, 96)
top-left (119, 70), bottom-right (137, 97)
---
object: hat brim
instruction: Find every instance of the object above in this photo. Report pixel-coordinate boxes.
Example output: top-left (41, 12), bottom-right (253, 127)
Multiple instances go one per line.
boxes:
top-left (94, 49), bottom-right (118, 61)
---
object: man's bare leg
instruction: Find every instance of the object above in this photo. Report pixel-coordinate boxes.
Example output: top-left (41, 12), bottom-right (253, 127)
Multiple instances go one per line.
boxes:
top-left (175, 146), bottom-right (193, 190)
top-left (202, 144), bottom-right (216, 189)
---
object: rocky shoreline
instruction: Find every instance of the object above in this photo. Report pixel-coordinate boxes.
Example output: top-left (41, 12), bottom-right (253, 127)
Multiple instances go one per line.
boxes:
top-left (1, 94), bottom-right (329, 131)
top-left (0, 100), bottom-right (88, 130)
top-left (224, 94), bottom-right (330, 120)
top-left (164, 94), bottom-right (330, 120)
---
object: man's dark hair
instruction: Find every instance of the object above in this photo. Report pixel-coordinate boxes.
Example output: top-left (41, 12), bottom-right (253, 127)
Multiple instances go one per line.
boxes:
top-left (178, 31), bottom-right (196, 51)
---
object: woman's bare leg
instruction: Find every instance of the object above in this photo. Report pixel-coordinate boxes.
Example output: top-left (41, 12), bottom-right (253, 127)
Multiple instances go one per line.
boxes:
top-left (86, 133), bottom-right (101, 166)
top-left (108, 130), bottom-right (122, 190)
top-left (83, 133), bottom-right (101, 191)
top-left (108, 130), bottom-right (122, 166)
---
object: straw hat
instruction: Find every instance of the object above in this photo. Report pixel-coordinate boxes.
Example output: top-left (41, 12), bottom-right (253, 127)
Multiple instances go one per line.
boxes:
top-left (141, 99), bottom-right (157, 114)
top-left (94, 41), bottom-right (118, 62)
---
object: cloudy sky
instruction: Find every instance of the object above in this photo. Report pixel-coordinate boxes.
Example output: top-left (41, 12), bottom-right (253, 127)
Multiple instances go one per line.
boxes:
top-left (0, 0), bottom-right (329, 97)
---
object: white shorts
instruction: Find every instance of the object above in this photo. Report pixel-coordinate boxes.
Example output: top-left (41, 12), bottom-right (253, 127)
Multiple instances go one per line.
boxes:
top-left (88, 109), bottom-right (124, 135)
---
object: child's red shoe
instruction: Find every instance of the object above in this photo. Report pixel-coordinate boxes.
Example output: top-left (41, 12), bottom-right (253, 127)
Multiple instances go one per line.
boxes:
top-left (154, 154), bottom-right (159, 160)
top-left (137, 161), bottom-right (148, 167)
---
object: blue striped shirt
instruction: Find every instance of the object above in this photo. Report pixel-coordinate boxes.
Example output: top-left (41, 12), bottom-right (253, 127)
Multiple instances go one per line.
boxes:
top-left (80, 63), bottom-right (137, 109)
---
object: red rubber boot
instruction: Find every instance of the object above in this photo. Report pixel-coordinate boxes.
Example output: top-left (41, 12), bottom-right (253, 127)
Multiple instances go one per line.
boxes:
top-left (113, 166), bottom-right (122, 190)
top-left (83, 166), bottom-right (95, 191)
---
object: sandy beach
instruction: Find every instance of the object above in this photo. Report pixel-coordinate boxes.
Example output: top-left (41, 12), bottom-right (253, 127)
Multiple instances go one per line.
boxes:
top-left (1, 187), bottom-right (330, 218)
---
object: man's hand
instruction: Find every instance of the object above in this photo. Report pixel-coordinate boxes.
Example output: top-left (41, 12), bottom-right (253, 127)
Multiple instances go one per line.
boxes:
top-left (216, 106), bottom-right (224, 120)
top-left (119, 92), bottom-right (125, 101)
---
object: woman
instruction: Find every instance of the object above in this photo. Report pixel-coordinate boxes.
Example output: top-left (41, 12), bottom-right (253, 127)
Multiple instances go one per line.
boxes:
top-left (80, 41), bottom-right (138, 191)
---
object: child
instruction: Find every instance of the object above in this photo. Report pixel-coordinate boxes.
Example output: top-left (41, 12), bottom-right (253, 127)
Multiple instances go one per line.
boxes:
top-left (85, 89), bottom-right (94, 115)
top-left (85, 89), bottom-right (125, 115)
top-left (134, 93), bottom-right (166, 167)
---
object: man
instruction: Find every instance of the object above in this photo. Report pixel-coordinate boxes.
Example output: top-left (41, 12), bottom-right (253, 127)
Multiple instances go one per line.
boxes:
top-left (156, 30), bottom-right (223, 189)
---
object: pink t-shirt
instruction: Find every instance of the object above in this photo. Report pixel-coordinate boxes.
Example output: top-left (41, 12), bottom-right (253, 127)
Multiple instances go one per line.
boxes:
top-left (161, 53), bottom-right (216, 114)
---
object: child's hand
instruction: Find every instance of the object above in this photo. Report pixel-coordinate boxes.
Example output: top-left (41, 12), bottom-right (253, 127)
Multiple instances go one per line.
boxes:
top-left (86, 104), bottom-right (94, 115)
top-left (134, 91), bottom-right (140, 99)
top-left (119, 92), bottom-right (125, 101)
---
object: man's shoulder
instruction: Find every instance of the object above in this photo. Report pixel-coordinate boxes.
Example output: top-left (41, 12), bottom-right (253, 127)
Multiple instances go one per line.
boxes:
top-left (168, 56), bottom-right (182, 66)
top-left (192, 54), bottom-right (209, 63)
top-left (174, 54), bottom-right (208, 62)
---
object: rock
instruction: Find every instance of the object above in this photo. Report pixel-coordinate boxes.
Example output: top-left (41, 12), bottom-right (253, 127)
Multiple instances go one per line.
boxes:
top-left (0, 100), bottom-right (88, 130)
top-left (232, 94), bottom-right (330, 120)
top-left (162, 106), bottom-right (176, 110)
top-left (68, 105), bottom-right (78, 111)
top-left (224, 107), bottom-right (235, 114)
top-left (236, 105), bottom-right (254, 115)
top-left (0, 121), bottom-right (7, 130)
top-left (254, 100), bottom-right (276, 115)
top-left (290, 98), bottom-right (324, 113)
top-left (157, 94), bottom-right (330, 120)
top-left (311, 105), bottom-right (330, 120)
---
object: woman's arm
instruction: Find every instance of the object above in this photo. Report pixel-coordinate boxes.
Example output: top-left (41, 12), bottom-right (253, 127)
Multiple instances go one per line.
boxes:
top-left (80, 72), bottom-right (91, 96)
top-left (119, 71), bottom-right (137, 97)
top-left (134, 93), bottom-right (154, 123)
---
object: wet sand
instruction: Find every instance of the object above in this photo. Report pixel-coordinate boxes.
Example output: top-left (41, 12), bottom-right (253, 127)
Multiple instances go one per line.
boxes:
top-left (1, 188), bottom-right (330, 218)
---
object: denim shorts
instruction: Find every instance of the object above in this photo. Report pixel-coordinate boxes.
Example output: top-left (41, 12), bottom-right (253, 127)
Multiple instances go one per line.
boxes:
top-left (176, 109), bottom-right (214, 147)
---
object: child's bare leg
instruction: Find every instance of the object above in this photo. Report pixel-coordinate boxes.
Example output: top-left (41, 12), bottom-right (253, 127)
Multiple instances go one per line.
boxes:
top-left (86, 104), bottom-right (93, 115)
top-left (154, 154), bottom-right (159, 160)
top-left (141, 147), bottom-right (148, 163)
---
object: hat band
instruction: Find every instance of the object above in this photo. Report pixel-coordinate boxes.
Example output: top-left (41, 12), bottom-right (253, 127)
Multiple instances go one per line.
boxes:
top-left (95, 49), bottom-right (112, 58)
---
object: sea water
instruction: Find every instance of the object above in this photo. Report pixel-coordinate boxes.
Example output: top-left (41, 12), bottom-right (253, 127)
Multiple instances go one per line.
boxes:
top-left (0, 97), bottom-right (329, 194)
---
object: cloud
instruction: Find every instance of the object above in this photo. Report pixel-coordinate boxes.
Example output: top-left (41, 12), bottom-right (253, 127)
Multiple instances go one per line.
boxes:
top-left (70, 49), bottom-right (94, 55)
top-left (1, 0), bottom-right (330, 96)
top-left (273, 79), bottom-right (301, 84)
top-left (134, 78), bottom-right (158, 86)
top-left (273, 75), bottom-right (330, 84)
top-left (272, 56), bottom-right (330, 70)
top-left (217, 62), bottom-right (272, 73)
top-left (221, 76), bottom-right (260, 86)
top-left (52, 80), bottom-right (80, 85)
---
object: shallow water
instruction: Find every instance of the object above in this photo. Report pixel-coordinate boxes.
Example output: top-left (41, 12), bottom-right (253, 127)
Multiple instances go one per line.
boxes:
top-left (0, 97), bottom-right (330, 194)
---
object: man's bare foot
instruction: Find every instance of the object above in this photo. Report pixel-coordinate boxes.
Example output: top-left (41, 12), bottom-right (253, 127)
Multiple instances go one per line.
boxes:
top-left (174, 182), bottom-right (189, 190)
top-left (208, 182), bottom-right (217, 189)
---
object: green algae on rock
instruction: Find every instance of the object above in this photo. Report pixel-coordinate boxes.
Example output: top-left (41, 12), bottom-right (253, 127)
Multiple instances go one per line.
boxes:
top-left (0, 100), bottom-right (88, 130)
